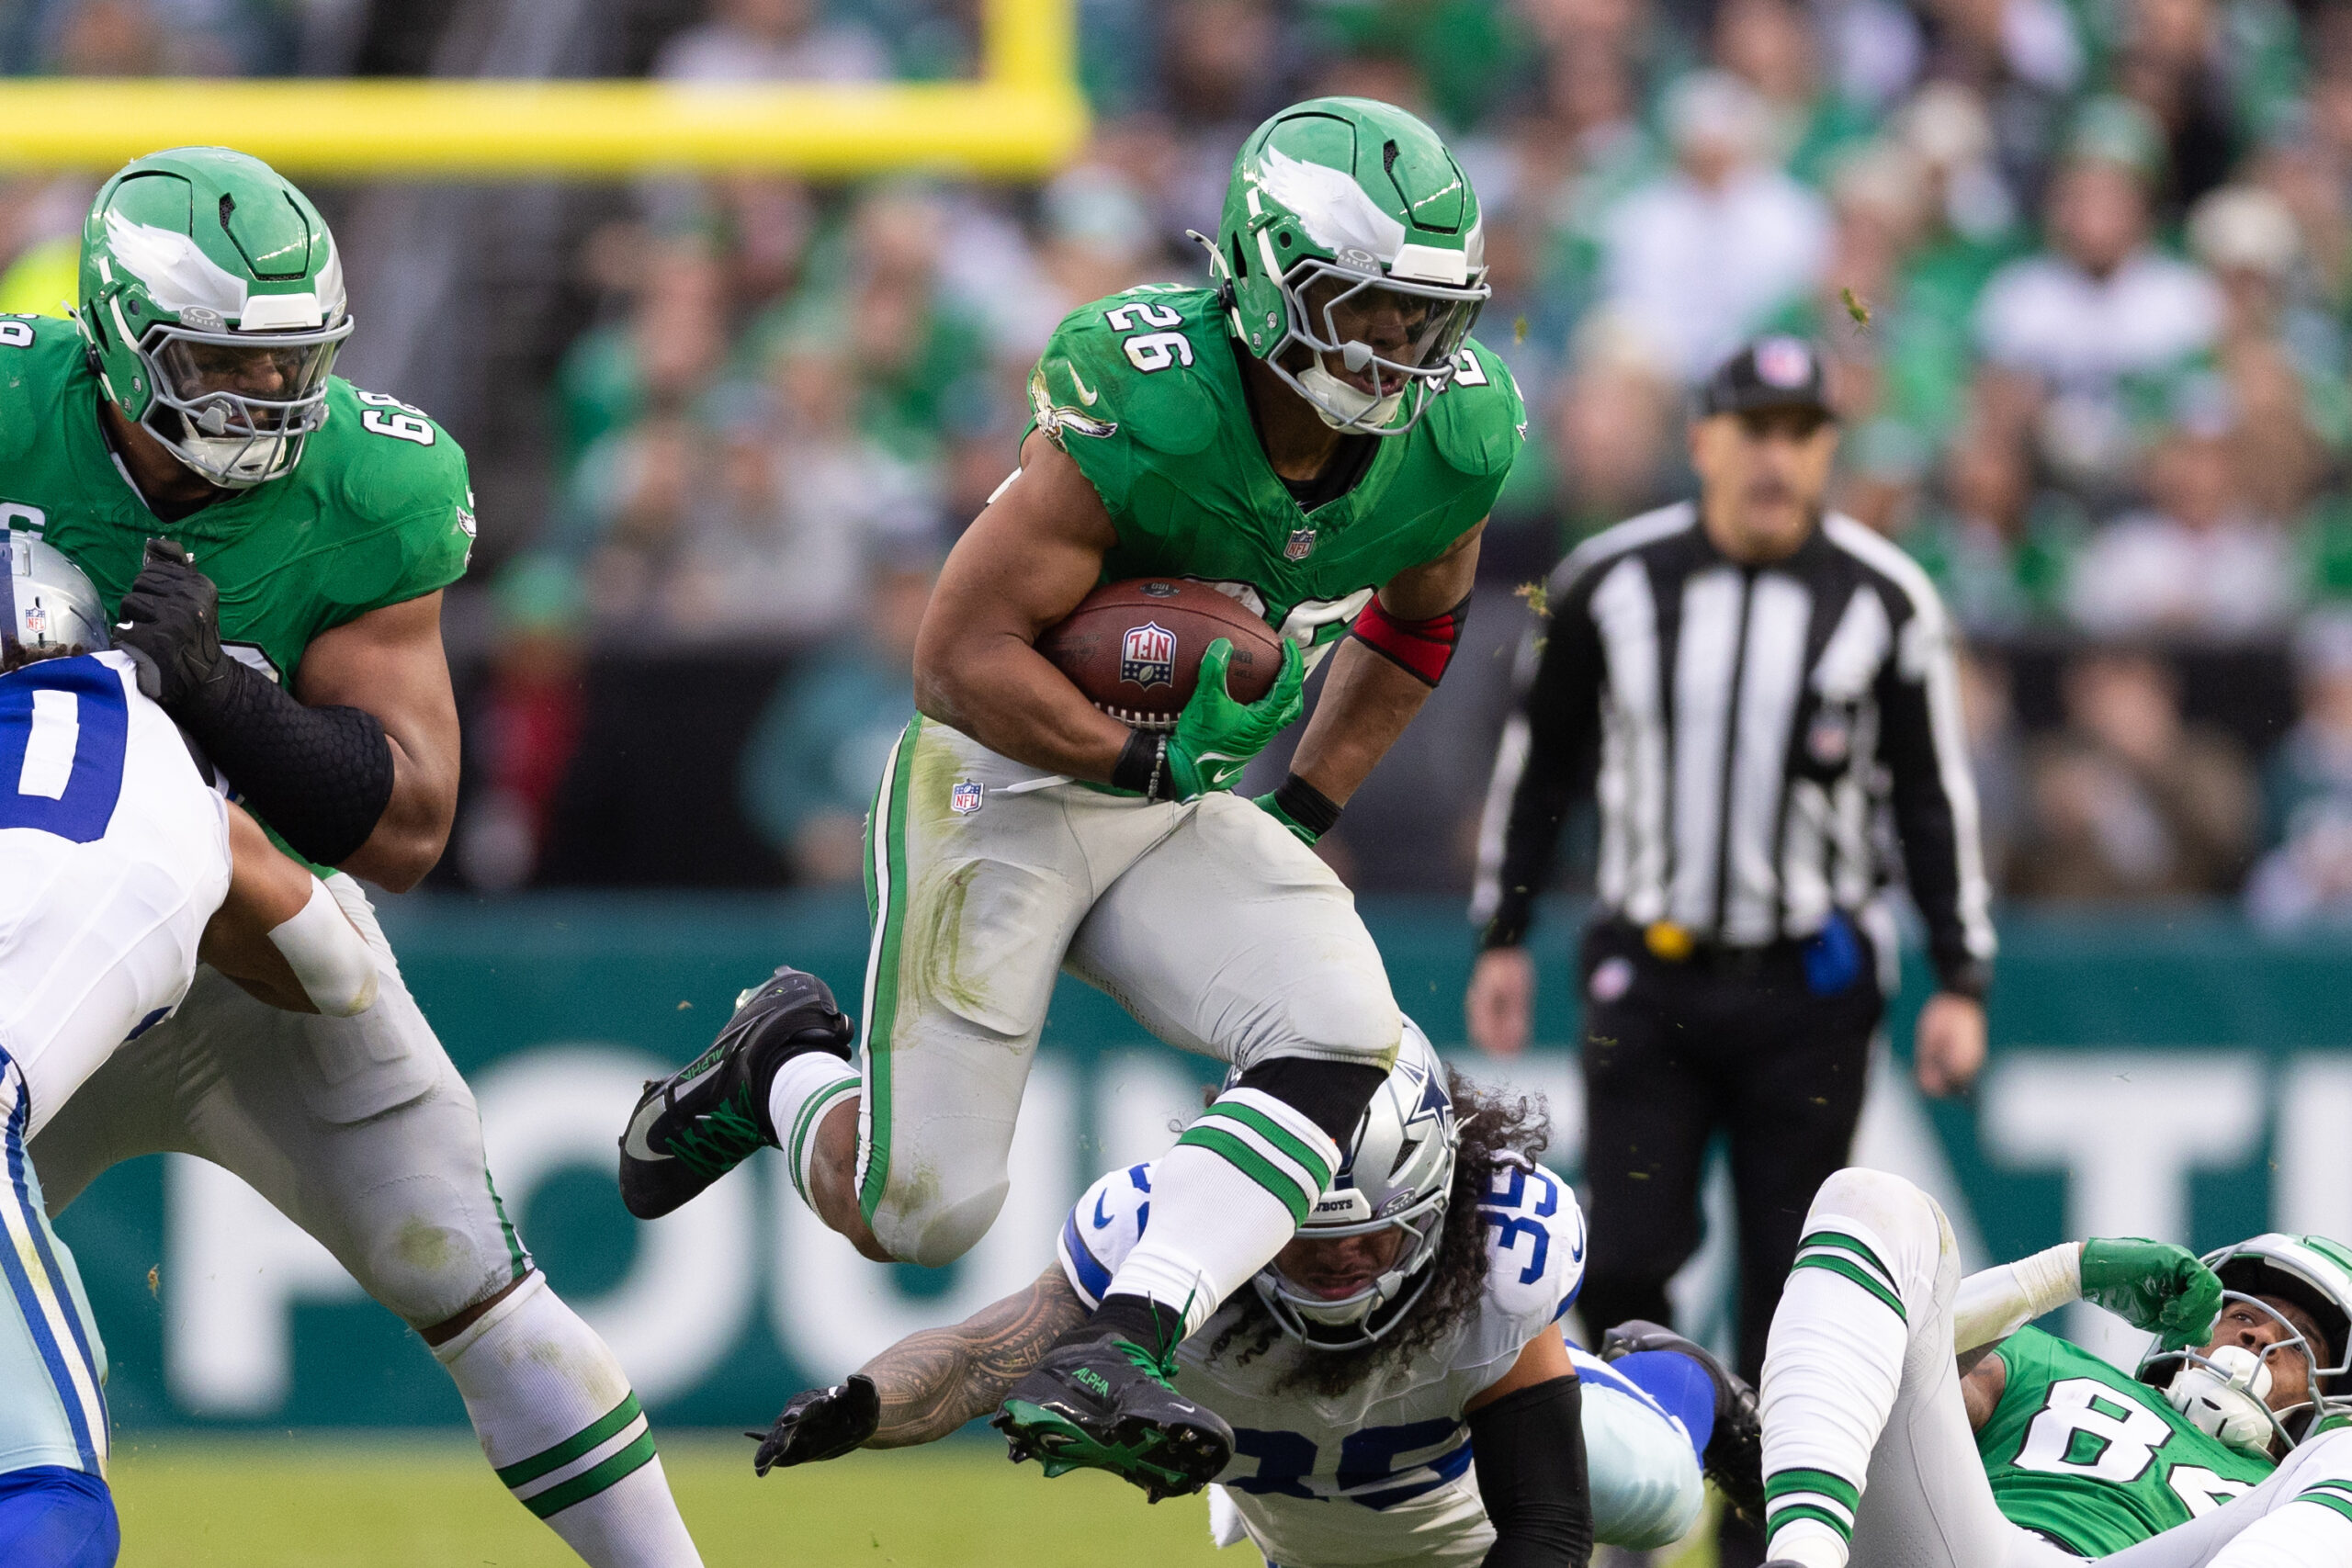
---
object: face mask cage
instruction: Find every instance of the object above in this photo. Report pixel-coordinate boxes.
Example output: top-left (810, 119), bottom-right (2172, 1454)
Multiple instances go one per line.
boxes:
top-left (1252, 1187), bottom-right (1452, 1353)
top-left (2140, 1289), bottom-right (2352, 1450)
top-left (136, 317), bottom-right (353, 489)
top-left (1268, 257), bottom-right (1487, 435)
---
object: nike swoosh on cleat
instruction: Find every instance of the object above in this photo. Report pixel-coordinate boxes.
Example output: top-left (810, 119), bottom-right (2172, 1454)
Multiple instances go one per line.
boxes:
top-left (622, 1103), bottom-right (674, 1163)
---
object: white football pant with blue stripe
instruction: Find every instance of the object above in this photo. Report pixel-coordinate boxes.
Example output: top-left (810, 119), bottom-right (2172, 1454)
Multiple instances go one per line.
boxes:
top-left (0, 650), bottom-right (233, 1483)
top-left (0, 1066), bottom-right (110, 1481)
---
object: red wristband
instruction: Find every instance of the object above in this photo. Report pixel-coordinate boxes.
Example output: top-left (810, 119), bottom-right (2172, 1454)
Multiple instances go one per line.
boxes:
top-left (1349, 592), bottom-right (1470, 686)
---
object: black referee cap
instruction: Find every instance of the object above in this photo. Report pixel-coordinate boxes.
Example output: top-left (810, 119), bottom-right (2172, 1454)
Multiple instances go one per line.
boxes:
top-left (1698, 335), bottom-right (1834, 420)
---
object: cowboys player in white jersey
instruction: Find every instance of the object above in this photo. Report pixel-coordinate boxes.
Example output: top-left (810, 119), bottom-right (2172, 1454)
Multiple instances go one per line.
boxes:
top-left (0, 532), bottom-right (382, 1566)
top-left (747, 1024), bottom-right (1766, 1567)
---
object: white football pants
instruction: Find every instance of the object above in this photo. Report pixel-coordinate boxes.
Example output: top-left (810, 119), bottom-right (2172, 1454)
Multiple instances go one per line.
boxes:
top-left (853, 717), bottom-right (1402, 1266)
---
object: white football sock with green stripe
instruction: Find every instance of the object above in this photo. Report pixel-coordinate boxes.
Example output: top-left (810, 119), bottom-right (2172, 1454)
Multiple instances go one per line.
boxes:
top-left (1758, 1173), bottom-right (1935, 1568)
top-left (1104, 1087), bottom-right (1340, 1337)
top-left (768, 1051), bottom-right (860, 1207)
top-left (433, 1271), bottom-right (703, 1567)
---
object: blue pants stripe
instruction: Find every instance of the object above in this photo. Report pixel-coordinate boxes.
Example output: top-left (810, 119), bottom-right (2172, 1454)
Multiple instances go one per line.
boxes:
top-left (0, 1086), bottom-right (99, 1473)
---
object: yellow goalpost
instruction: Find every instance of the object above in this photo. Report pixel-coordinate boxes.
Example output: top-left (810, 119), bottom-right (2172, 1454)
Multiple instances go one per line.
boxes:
top-left (0, 0), bottom-right (1086, 177)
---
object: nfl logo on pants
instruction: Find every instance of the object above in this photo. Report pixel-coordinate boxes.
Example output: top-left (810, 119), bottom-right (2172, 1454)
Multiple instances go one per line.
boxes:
top-left (1120, 622), bottom-right (1176, 688)
top-left (950, 778), bottom-right (984, 816)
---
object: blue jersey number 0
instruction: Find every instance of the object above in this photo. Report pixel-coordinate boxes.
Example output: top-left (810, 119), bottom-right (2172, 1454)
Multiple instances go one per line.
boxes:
top-left (0, 658), bottom-right (129, 843)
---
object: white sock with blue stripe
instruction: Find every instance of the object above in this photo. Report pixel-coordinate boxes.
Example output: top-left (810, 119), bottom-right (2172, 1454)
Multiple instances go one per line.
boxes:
top-left (432, 1271), bottom-right (703, 1567)
top-left (1102, 1088), bottom-right (1339, 1337)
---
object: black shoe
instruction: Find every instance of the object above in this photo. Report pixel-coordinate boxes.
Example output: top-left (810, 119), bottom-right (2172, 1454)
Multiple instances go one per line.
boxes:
top-left (992, 1335), bottom-right (1234, 1503)
top-left (616, 966), bottom-right (853, 1220)
top-left (1600, 1318), bottom-right (1765, 1527)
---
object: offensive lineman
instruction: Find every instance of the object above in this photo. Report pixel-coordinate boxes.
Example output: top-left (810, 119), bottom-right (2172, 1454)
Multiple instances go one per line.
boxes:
top-left (3, 149), bottom-right (704, 1566)
top-left (0, 536), bottom-right (383, 1566)
top-left (1756, 1167), bottom-right (2352, 1567)
top-left (620, 97), bottom-right (1526, 1495)
top-left (746, 1030), bottom-right (1761, 1566)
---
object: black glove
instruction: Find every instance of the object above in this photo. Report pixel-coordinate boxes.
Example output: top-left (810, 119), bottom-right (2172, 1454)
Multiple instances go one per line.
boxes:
top-left (749, 1374), bottom-right (881, 1475)
top-left (113, 538), bottom-right (231, 707)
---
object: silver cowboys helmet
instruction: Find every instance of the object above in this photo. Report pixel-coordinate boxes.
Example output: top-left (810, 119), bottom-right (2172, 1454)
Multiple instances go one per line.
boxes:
top-left (4, 530), bottom-right (109, 662)
top-left (1251, 1020), bottom-right (1460, 1351)
top-left (2139, 1233), bottom-right (2352, 1454)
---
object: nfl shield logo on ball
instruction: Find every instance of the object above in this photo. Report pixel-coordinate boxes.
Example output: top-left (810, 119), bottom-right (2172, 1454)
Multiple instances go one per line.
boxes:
top-left (1120, 622), bottom-right (1177, 688)
top-left (1284, 528), bottom-right (1317, 561)
top-left (949, 778), bottom-right (984, 816)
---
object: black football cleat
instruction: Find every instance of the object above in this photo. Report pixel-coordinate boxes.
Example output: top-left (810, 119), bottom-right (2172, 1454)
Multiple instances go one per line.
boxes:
top-left (1600, 1318), bottom-right (1766, 1526)
top-left (993, 1335), bottom-right (1234, 1503)
top-left (617, 965), bottom-right (854, 1220)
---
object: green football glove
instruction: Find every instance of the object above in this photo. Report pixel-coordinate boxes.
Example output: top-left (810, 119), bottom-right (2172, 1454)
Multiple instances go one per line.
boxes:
top-left (1163, 637), bottom-right (1306, 801)
top-left (2081, 1238), bottom-right (2223, 1351)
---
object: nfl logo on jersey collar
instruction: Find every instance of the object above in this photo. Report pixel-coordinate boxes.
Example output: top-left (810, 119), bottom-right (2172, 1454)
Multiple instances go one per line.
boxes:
top-left (1284, 528), bottom-right (1317, 561)
top-left (1120, 622), bottom-right (1176, 688)
top-left (950, 778), bottom-right (984, 816)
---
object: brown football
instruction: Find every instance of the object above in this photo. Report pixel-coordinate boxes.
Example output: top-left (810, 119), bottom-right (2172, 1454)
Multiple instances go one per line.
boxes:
top-left (1038, 578), bottom-right (1283, 729)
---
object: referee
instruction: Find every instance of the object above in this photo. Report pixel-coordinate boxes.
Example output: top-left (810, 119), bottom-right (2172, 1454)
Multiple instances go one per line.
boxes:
top-left (1465, 337), bottom-right (1996, 1391)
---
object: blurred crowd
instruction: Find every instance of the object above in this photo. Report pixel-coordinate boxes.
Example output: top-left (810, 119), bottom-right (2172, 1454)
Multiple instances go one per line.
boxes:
top-left (19, 0), bottom-right (2352, 920)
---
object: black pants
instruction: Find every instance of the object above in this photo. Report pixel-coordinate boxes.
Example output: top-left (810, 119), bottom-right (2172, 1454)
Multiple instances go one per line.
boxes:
top-left (1573, 918), bottom-right (1882, 1386)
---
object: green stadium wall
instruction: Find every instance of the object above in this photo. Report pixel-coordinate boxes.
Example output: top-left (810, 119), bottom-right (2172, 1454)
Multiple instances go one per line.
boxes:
top-left (57, 893), bottom-right (2352, 1429)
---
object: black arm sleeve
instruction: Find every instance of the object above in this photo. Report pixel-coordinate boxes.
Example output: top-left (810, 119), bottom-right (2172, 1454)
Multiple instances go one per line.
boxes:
top-left (1873, 603), bottom-right (1995, 998)
top-left (1472, 573), bottom-right (1607, 950)
top-left (172, 658), bottom-right (396, 867)
top-left (1469, 1374), bottom-right (1592, 1568)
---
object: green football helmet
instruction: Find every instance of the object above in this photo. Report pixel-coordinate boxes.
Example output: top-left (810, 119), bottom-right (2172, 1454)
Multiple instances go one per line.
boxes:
top-left (2139, 1232), bottom-right (2352, 1452)
top-left (1211, 96), bottom-right (1488, 436)
top-left (76, 146), bottom-right (353, 489)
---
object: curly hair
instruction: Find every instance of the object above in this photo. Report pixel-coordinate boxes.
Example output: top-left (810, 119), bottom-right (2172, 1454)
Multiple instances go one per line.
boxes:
top-left (1202, 1067), bottom-right (1556, 1398)
top-left (0, 643), bottom-right (85, 675)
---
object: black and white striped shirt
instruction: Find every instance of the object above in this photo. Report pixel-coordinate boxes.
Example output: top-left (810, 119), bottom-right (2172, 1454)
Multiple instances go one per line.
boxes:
top-left (1472, 502), bottom-right (1996, 993)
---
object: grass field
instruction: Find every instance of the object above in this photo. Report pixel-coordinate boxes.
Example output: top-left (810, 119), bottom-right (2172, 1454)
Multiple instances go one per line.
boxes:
top-left (110, 1432), bottom-right (1726, 1566)
top-left (111, 1433), bottom-right (1231, 1567)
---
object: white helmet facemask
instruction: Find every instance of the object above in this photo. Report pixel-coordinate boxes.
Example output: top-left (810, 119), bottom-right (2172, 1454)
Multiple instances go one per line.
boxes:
top-left (2141, 1235), bottom-right (2352, 1454)
top-left (139, 318), bottom-right (350, 489)
top-left (1269, 262), bottom-right (1486, 435)
top-left (1251, 1022), bottom-right (1460, 1352)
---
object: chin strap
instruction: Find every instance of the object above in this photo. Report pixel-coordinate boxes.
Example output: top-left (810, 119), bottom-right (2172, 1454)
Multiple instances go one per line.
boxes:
top-left (1350, 592), bottom-right (1471, 686)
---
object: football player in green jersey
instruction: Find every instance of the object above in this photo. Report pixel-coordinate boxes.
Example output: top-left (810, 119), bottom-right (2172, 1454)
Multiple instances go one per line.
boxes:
top-left (1753, 1168), bottom-right (2352, 1568)
top-left (619, 96), bottom-right (1525, 1497)
top-left (10, 149), bottom-right (705, 1567)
